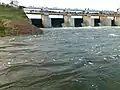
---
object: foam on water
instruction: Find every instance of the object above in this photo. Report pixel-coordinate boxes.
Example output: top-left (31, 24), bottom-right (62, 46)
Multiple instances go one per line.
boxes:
top-left (108, 33), bottom-right (119, 37)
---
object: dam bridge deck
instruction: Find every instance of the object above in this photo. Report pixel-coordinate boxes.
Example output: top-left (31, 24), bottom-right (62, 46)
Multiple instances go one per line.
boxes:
top-left (26, 12), bottom-right (120, 17)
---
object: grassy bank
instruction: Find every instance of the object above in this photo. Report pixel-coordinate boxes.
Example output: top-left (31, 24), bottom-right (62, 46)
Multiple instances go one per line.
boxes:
top-left (0, 4), bottom-right (43, 36)
top-left (0, 4), bottom-right (27, 20)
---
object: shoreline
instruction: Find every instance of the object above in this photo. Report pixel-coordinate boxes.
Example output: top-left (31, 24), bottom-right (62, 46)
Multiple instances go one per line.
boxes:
top-left (40, 26), bottom-right (120, 30)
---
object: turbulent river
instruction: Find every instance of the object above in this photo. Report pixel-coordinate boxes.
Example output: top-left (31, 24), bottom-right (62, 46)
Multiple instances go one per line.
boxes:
top-left (1, 27), bottom-right (120, 90)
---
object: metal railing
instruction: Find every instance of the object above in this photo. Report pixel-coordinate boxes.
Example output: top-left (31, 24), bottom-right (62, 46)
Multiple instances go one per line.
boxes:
top-left (25, 11), bottom-right (120, 17)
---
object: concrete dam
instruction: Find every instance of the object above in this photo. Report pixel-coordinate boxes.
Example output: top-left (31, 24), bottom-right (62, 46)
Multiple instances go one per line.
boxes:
top-left (24, 8), bottom-right (120, 28)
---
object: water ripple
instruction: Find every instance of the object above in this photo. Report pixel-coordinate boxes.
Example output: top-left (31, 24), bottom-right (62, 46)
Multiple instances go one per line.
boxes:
top-left (0, 28), bottom-right (120, 90)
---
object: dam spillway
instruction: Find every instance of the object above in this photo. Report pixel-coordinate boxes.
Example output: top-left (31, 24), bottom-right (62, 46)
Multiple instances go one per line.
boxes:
top-left (25, 8), bottom-right (120, 28)
top-left (74, 18), bottom-right (83, 27)
top-left (31, 19), bottom-right (43, 28)
top-left (51, 18), bottom-right (64, 27)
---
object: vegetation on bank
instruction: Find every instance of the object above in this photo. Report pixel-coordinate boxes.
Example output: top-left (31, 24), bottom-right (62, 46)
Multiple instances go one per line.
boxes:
top-left (0, 3), bottom-right (43, 37)
top-left (0, 3), bottom-right (27, 20)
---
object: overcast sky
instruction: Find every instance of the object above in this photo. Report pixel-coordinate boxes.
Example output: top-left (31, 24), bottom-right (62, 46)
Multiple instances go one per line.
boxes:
top-left (1, 0), bottom-right (120, 11)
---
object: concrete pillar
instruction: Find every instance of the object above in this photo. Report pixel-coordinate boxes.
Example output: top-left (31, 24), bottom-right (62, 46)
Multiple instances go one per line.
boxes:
top-left (99, 15), bottom-right (106, 26)
top-left (115, 17), bottom-right (120, 26)
top-left (83, 15), bottom-right (94, 26)
top-left (62, 14), bottom-right (74, 27)
top-left (90, 18), bottom-right (95, 27)
top-left (105, 18), bottom-right (112, 26)
top-left (69, 18), bottom-right (74, 27)
top-left (29, 19), bottom-right (32, 24)
top-left (41, 13), bottom-right (51, 28)
top-left (99, 16), bottom-right (111, 26)
top-left (115, 9), bottom-right (120, 26)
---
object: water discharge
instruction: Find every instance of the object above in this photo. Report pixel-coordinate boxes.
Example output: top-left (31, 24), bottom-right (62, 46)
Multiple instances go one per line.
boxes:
top-left (0, 27), bottom-right (120, 90)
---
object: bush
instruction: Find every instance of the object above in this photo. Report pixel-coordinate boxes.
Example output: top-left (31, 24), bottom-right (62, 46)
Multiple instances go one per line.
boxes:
top-left (0, 24), bottom-right (6, 36)
top-left (0, 24), bottom-right (11, 36)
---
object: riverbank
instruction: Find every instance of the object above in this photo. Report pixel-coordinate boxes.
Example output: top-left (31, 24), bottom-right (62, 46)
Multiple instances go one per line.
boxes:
top-left (0, 4), bottom-right (43, 37)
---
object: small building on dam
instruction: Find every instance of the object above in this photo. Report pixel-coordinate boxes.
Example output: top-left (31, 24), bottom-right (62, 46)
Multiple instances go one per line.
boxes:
top-left (25, 8), bottom-right (120, 28)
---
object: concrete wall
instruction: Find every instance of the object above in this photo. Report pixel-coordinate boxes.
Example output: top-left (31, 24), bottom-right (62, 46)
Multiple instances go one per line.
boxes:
top-left (41, 14), bottom-right (51, 28)
top-left (99, 16), bottom-right (112, 26)
top-left (90, 18), bottom-right (95, 27)
top-left (105, 18), bottom-right (112, 26)
top-left (99, 16), bottom-right (106, 26)
top-left (63, 15), bottom-right (74, 27)
top-left (83, 15), bottom-right (94, 26)
top-left (27, 13), bottom-right (120, 27)
top-left (115, 17), bottom-right (120, 26)
top-left (83, 15), bottom-right (90, 26)
top-left (29, 19), bottom-right (32, 24)
top-left (69, 18), bottom-right (74, 27)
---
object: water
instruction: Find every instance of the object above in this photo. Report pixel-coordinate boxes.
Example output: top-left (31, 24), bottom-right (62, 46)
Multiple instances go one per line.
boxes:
top-left (1, 27), bottom-right (120, 90)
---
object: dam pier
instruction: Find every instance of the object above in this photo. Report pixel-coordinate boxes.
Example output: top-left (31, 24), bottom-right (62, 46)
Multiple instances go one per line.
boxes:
top-left (24, 7), bottom-right (120, 28)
